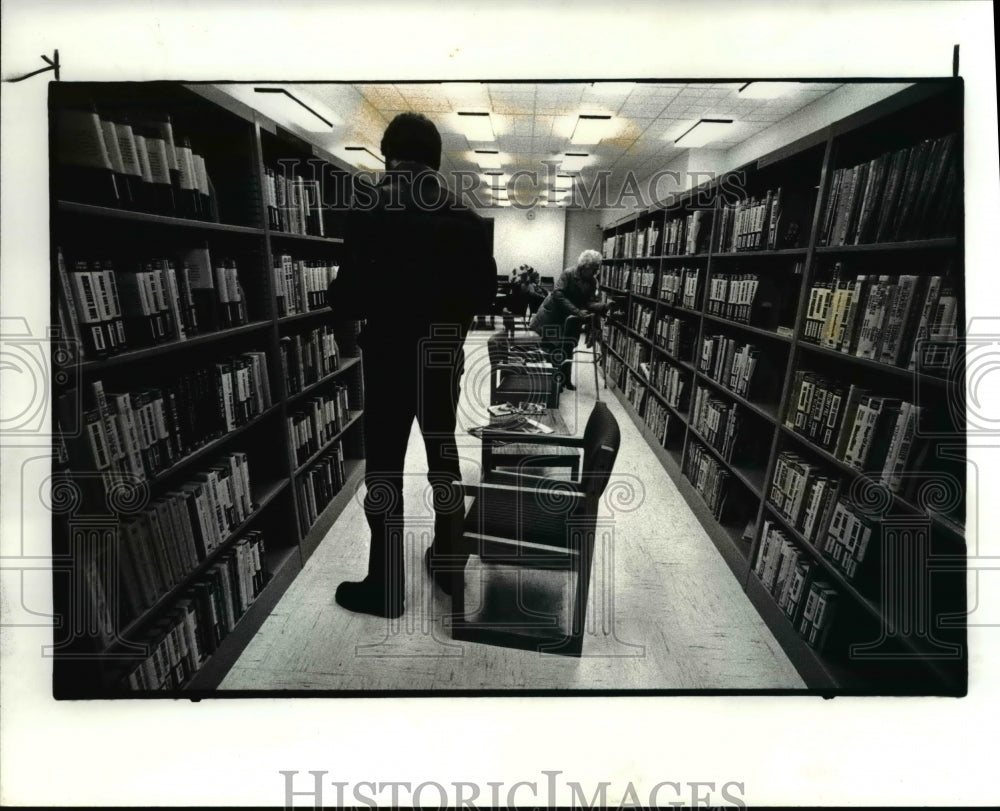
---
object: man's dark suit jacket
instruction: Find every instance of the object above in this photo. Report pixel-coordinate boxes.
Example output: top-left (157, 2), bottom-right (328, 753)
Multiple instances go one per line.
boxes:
top-left (327, 162), bottom-right (497, 350)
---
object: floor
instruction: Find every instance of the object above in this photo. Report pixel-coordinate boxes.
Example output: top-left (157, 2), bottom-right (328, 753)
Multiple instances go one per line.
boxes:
top-left (220, 330), bottom-right (804, 690)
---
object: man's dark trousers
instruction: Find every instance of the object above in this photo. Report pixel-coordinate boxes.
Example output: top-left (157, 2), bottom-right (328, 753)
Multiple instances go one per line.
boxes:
top-left (359, 330), bottom-right (467, 601)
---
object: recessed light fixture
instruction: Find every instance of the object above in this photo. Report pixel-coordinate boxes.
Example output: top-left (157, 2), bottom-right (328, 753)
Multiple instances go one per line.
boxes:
top-left (474, 149), bottom-right (502, 170)
top-left (456, 111), bottom-right (495, 142)
top-left (253, 87), bottom-right (338, 131)
top-left (560, 153), bottom-right (589, 172)
top-left (571, 114), bottom-right (613, 145)
top-left (738, 82), bottom-right (799, 99)
top-left (674, 119), bottom-right (734, 148)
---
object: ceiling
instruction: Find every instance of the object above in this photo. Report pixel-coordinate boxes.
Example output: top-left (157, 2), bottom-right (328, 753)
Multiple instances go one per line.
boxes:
top-left (218, 81), bottom-right (844, 206)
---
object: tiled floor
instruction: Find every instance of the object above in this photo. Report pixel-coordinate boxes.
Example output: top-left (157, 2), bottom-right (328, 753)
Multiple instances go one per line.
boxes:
top-left (221, 331), bottom-right (804, 690)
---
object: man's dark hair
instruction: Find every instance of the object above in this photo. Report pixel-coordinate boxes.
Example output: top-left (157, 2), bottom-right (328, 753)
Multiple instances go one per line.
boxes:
top-left (380, 112), bottom-right (442, 171)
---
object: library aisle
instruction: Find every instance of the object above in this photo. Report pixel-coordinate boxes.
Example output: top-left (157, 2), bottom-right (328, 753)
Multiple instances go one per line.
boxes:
top-left (220, 329), bottom-right (804, 690)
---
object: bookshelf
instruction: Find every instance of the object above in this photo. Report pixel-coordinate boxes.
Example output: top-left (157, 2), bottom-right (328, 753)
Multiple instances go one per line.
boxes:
top-left (49, 82), bottom-right (366, 696)
top-left (599, 81), bottom-right (966, 694)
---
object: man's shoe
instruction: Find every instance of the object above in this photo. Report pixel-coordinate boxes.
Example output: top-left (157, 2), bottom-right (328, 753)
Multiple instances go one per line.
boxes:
top-left (424, 548), bottom-right (454, 597)
top-left (335, 579), bottom-right (404, 618)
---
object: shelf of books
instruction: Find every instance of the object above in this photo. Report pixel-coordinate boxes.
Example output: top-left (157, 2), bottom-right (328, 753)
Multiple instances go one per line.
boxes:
top-left (599, 81), bottom-right (965, 694)
top-left (49, 82), bottom-right (365, 696)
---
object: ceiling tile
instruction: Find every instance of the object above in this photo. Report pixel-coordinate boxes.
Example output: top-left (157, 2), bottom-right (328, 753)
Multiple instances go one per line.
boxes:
top-left (226, 80), bottom-right (845, 199)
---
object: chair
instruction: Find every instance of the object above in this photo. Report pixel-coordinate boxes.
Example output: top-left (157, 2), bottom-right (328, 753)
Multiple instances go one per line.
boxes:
top-left (444, 401), bottom-right (621, 656)
top-left (486, 330), bottom-right (561, 409)
top-left (485, 315), bottom-right (585, 409)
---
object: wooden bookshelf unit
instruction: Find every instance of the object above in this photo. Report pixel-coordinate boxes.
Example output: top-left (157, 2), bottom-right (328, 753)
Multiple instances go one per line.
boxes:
top-left (599, 81), bottom-right (966, 694)
top-left (49, 82), bottom-right (365, 696)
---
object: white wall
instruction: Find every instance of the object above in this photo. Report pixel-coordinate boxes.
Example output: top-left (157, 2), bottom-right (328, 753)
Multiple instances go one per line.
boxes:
top-left (563, 207), bottom-right (604, 269)
top-left (479, 206), bottom-right (567, 281)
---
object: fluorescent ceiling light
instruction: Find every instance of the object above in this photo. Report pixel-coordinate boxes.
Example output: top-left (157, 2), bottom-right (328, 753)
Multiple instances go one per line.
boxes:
top-left (559, 152), bottom-right (589, 172)
top-left (738, 82), bottom-right (800, 99)
top-left (253, 87), bottom-right (337, 131)
top-left (675, 119), bottom-right (734, 147)
top-left (474, 150), bottom-right (502, 170)
top-left (344, 146), bottom-right (384, 171)
top-left (457, 112), bottom-right (495, 142)
top-left (571, 115), bottom-right (613, 145)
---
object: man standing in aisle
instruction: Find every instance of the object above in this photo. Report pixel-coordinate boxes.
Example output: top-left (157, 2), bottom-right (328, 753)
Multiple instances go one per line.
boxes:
top-left (529, 249), bottom-right (607, 391)
top-left (327, 113), bottom-right (497, 617)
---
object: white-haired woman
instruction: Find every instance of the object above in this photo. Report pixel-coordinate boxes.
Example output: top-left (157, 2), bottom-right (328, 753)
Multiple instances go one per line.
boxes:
top-left (528, 249), bottom-right (607, 391)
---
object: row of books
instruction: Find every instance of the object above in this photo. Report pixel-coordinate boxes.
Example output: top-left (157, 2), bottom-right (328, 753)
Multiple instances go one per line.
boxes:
top-left (295, 441), bottom-right (348, 536)
top-left (786, 373), bottom-right (925, 487)
top-left (55, 103), bottom-right (216, 220)
top-left (770, 451), bottom-right (837, 535)
top-left (698, 335), bottom-right (770, 401)
top-left (628, 266), bottom-right (657, 297)
top-left (714, 187), bottom-right (806, 253)
top-left (263, 166), bottom-right (325, 237)
top-left (57, 357), bottom-right (272, 490)
top-left (821, 498), bottom-right (877, 584)
top-left (770, 465), bottom-right (883, 586)
top-left (644, 360), bottom-right (687, 409)
top-left (661, 210), bottom-right (713, 256)
top-left (605, 327), bottom-right (647, 372)
top-left (691, 386), bottom-right (748, 465)
top-left (754, 522), bottom-right (839, 651)
top-left (642, 397), bottom-right (673, 446)
top-left (634, 221), bottom-right (660, 258)
top-left (659, 266), bottom-right (701, 309)
top-left (629, 303), bottom-right (655, 338)
top-left (683, 442), bottom-right (732, 521)
top-left (56, 247), bottom-right (251, 360)
top-left (802, 271), bottom-right (958, 370)
top-left (273, 255), bottom-right (339, 317)
top-left (603, 353), bottom-right (626, 391)
top-left (819, 132), bottom-right (958, 246)
top-left (623, 371), bottom-right (646, 415)
top-left (279, 326), bottom-right (343, 396)
top-left (110, 451), bottom-right (256, 628)
top-left (706, 268), bottom-right (800, 329)
top-left (653, 313), bottom-right (694, 360)
top-left (123, 531), bottom-right (271, 690)
top-left (289, 385), bottom-right (352, 467)
top-left (601, 263), bottom-right (629, 291)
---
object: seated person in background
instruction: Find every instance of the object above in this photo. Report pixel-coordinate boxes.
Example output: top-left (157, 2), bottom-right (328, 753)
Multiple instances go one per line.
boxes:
top-left (518, 265), bottom-right (546, 316)
top-left (528, 249), bottom-right (607, 391)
